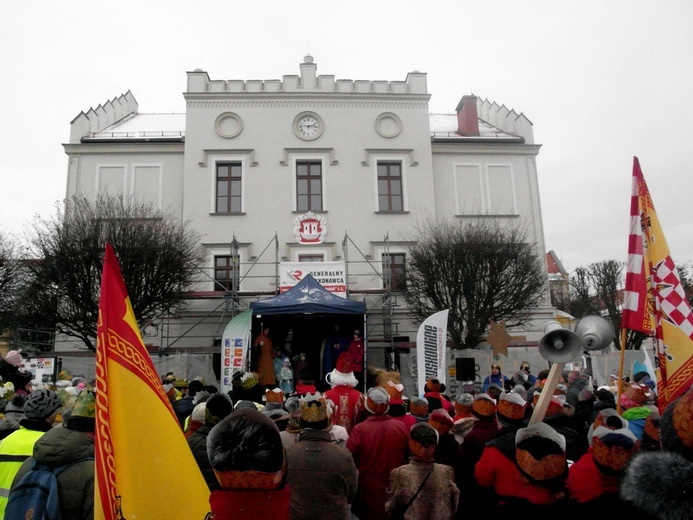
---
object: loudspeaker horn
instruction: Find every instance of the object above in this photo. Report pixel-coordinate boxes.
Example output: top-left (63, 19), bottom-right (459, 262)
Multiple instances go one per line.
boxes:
top-left (539, 321), bottom-right (582, 363)
top-left (575, 315), bottom-right (615, 351)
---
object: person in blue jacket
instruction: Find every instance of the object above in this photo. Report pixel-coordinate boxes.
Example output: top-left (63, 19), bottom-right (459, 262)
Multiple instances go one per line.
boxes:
top-left (482, 363), bottom-right (509, 393)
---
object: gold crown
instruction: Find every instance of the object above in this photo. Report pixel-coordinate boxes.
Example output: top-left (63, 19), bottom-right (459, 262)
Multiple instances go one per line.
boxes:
top-left (300, 393), bottom-right (328, 423)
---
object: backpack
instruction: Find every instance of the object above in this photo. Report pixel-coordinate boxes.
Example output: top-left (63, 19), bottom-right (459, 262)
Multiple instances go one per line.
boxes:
top-left (5, 457), bottom-right (93, 520)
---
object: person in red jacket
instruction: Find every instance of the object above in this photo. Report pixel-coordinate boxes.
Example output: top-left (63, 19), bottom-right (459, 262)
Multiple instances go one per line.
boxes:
top-left (346, 330), bottom-right (365, 389)
top-left (346, 386), bottom-right (409, 520)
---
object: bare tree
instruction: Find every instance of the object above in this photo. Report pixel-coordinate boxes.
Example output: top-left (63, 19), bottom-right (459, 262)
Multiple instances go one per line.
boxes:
top-left (405, 219), bottom-right (546, 348)
top-left (18, 196), bottom-right (203, 351)
top-left (0, 232), bottom-right (23, 330)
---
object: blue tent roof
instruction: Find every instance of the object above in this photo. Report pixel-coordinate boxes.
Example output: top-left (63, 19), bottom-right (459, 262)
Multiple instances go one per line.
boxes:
top-left (250, 274), bottom-right (366, 315)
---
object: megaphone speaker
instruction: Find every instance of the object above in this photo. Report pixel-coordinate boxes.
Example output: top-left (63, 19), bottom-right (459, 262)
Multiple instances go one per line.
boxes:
top-left (539, 321), bottom-right (582, 363)
top-left (575, 315), bottom-right (615, 351)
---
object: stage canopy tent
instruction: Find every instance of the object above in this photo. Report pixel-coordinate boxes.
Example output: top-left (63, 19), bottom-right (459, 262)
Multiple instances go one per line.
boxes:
top-left (250, 273), bottom-right (366, 316)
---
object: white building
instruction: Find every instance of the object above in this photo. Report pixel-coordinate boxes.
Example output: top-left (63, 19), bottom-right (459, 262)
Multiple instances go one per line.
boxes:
top-left (63, 56), bottom-right (553, 379)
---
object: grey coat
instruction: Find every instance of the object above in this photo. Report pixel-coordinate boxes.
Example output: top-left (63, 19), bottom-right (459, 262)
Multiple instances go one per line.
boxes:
top-left (11, 426), bottom-right (94, 520)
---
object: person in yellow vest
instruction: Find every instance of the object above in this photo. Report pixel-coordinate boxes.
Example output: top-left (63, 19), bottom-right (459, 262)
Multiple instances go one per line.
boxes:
top-left (0, 389), bottom-right (61, 517)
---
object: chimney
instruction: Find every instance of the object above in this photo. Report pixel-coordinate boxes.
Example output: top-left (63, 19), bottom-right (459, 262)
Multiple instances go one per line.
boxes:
top-left (456, 94), bottom-right (479, 136)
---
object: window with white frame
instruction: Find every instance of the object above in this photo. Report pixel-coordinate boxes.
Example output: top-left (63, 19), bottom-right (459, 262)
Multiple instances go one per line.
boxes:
top-left (215, 162), bottom-right (243, 214)
top-left (454, 163), bottom-right (517, 215)
top-left (377, 161), bottom-right (403, 212)
top-left (97, 165), bottom-right (126, 198)
top-left (298, 254), bottom-right (324, 262)
top-left (131, 164), bottom-right (162, 209)
top-left (214, 255), bottom-right (239, 291)
top-left (296, 160), bottom-right (323, 212)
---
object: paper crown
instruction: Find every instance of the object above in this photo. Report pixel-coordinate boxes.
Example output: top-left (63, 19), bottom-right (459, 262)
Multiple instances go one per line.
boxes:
top-left (643, 411), bottom-right (661, 444)
top-left (666, 386), bottom-right (693, 453)
top-left (300, 392), bottom-right (329, 423)
top-left (515, 422), bottom-right (567, 482)
top-left (265, 388), bottom-right (284, 403)
top-left (472, 393), bottom-right (497, 418)
top-left (454, 393), bottom-right (474, 416)
top-left (620, 383), bottom-right (650, 408)
top-left (409, 397), bottom-right (429, 417)
top-left (429, 408), bottom-right (454, 428)
top-left (591, 426), bottom-right (639, 472)
top-left (384, 381), bottom-right (404, 403)
top-left (336, 352), bottom-right (354, 374)
top-left (497, 392), bottom-right (526, 423)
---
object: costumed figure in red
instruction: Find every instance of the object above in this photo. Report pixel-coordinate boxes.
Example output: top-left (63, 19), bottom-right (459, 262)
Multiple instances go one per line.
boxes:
top-left (323, 352), bottom-right (365, 435)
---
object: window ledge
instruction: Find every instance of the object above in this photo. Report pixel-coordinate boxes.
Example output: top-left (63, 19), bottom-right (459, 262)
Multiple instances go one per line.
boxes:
top-left (211, 212), bottom-right (246, 216)
top-left (375, 210), bottom-right (409, 214)
top-left (292, 210), bottom-right (327, 214)
top-left (455, 213), bottom-right (519, 218)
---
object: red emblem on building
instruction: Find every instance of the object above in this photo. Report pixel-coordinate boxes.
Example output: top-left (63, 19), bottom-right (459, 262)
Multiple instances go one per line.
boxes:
top-left (294, 212), bottom-right (327, 244)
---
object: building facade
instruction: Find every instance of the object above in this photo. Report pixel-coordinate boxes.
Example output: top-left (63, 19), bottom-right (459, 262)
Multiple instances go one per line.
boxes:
top-left (63, 56), bottom-right (553, 371)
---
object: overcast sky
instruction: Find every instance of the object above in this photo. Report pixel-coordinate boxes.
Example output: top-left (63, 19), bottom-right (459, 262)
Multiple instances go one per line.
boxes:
top-left (2, 1), bottom-right (692, 274)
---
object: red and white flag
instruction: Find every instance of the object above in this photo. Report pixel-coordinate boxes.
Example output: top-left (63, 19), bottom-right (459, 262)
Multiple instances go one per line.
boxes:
top-left (622, 157), bottom-right (693, 411)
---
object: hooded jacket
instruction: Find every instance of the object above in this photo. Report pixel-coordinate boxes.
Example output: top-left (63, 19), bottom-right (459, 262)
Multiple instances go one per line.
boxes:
top-left (11, 426), bottom-right (94, 519)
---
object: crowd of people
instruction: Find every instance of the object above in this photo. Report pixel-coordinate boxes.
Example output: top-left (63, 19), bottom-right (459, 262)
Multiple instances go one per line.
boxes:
top-left (0, 347), bottom-right (691, 519)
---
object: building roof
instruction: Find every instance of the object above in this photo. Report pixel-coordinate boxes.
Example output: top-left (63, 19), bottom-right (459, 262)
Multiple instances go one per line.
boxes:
top-left (429, 113), bottom-right (523, 141)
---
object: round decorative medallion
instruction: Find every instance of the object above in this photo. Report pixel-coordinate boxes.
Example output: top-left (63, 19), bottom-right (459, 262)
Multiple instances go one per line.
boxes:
top-left (375, 112), bottom-right (402, 138)
top-left (293, 111), bottom-right (324, 141)
top-left (215, 112), bottom-right (243, 139)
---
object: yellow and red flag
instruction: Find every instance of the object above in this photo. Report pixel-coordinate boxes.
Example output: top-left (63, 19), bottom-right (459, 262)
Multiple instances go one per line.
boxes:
top-left (622, 157), bottom-right (693, 411)
top-left (95, 243), bottom-right (212, 519)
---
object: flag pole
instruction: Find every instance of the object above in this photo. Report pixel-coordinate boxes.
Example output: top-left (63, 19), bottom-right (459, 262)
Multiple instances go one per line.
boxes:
top-left (617, 328), bottom-right (628, 413)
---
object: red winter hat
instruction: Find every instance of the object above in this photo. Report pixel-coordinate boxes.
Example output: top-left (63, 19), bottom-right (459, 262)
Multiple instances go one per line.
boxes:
top-left (336, 352), bottom-right (354, 374)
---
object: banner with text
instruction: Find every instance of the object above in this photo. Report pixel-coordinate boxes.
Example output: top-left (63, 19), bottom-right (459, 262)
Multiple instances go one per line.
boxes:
top-left (280, 261), bottom-right (347, 297)
top-left (416, 309), bottom-right (449, 396)
top-left (220, 310), bottom-right (252, 394)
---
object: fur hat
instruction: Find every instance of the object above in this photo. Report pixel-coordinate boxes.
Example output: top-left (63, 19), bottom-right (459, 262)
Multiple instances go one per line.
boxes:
top-left (66, 389), bottom-right (95, 432)
top-left (591, 426), bottom-right (639, 473)
top-left (660, 386), bottom-right (693, 460)
top-left (207, 408), bottom-right (286, 490)
top-left (25, 389), bottom-right (61, 420)
top-left (472, 393), bottom-right (497, 419)
top-left (4, 350), bottom-right (23, 367)
top-left (365, 386), bottom-right (390, 414)
top-left (515, 422), bottom-right (567, 485)
top-left (409, 397), bottom-right (429, 418)
top-left (496, 392), bottom-right (527, 427)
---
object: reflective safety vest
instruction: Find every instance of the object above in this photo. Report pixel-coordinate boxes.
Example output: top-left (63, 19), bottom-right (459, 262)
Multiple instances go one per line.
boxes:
top-left (0, 426), bottom-right (47, 517)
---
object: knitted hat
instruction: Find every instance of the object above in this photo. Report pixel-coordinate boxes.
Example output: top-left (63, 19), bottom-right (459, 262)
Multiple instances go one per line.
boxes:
top-left (591, 426), bottom-right (639, 473)
top-left (472, 393), bottom-right (497, 419)
top-left (384, 381), bottom-right (405, 405)
top-left (365, 386), bottom-right (390, 414)
top-left (515, 422), bottom-right (567, 484)
top-left (409, 397), bottom-right (429, 418)
top-left (67, 390), bottom-right (96, 432)
top-left (205, 393), bottom-right (234, 425)
top-left (660, 386), bottom-right (693, 460)
top-left (300, 392), bottom-right (329, 429)
top-left (25, 389), bottom-right (61, 420)
top-left (4, 350), bottom-right (23, 367)
top-left (208, 408), bottom-right (286, 490)
top-left (4, 394), bottom-right (26, 416)
top-left (496, 392), bottom-right (527, 427)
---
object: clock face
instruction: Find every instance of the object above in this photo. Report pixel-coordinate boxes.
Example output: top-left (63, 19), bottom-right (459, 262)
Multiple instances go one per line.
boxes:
top-left (294, 112), bottom-right (323, 140)
top-left (298, 116), bottom-right (319, 136)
